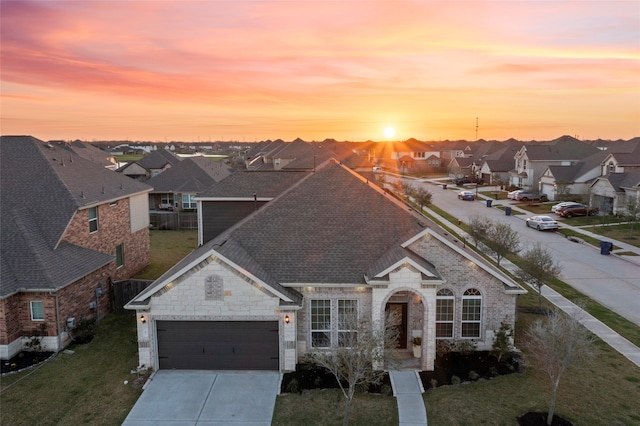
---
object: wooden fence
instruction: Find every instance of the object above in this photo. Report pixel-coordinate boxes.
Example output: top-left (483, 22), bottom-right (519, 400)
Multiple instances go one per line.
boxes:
top-left (149, 211), bottom-right (198, 230)
top-left (112, 279), bottom-right (154, 313)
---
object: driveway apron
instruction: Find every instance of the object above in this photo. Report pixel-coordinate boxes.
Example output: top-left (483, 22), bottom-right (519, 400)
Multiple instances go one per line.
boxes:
top-left (122, 370), bottom-right (280, 425)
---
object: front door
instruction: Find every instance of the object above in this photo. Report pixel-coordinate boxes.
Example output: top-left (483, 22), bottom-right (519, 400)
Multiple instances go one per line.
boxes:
top-left (386, 303), bottom-right (408, 349)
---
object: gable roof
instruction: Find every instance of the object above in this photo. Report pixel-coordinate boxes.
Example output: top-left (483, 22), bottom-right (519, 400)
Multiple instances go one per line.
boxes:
top-left (147, 156), bottom-right (233, 193)
top-left (138, 148), bottom-right (181, 169)
top-left (523, 136), bottom-right (599, 161)
top-left (1, 135), bottom-right (151, 297)
top-left (131, 159), bottom-right (524, 309)
top-left (197, 170), bottom-right (311, 199)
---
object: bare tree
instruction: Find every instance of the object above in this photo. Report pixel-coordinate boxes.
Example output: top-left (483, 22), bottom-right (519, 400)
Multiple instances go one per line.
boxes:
top-left (522, 308), bottom-right (597, 425)
top-left (484, 221), bottom-right (521, 266)
top-left (623, 194), bottom-right (640, 237)
top-left (468, 215), bottom-right (491, 248)
top-left (307, 312), bottom-right (400, 426)
top-left (554, 180), bottom-right (572, 201)
top-left (517, 242), bottom-right (561, 310)
top-left (412, 186), bottom-right (433, 211)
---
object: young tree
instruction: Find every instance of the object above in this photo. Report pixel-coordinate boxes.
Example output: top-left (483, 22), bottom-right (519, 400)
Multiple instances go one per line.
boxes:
top-left (491, 320), bottom-right (514, 362)
top-left (484, 221), bottom-right (521, 266)
top-left (307, 312), bottom-right (400, 426)
top-left (517, 242), bottom-right (561, 310)
top-left (523, 309), bottom-right (597, 425)
top-left (412, 186), bottom-right (433, 211)
top-left (623, 194), bottom-right (640, 237)
top-left (468, 215), bottom-right (491, 248)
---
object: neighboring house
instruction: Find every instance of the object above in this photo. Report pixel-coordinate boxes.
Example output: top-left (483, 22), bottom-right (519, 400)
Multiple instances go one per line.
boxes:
top-left (147, 156), bottom-right (234, 211)
top-left (196, 170), bottom-right (311, 244)
top-left (116, 149), bottom-right (181, 181)
top-left (590, 170), bottom-right (640, 215)
top-left (390, 139), bottom-right (440, 163)
top-left (50, 140), bottom-right (118, 170)
top-left (0, 136), bottom-right (152, 359)
top-left (126, 159), bottom-right (525, 373)
top-left (479, 143), bottom-right (521, 185)
top-left (508, 136), bottom-right (600, 190)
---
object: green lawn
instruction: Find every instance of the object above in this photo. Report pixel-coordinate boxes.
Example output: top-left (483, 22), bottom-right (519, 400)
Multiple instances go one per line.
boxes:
top-left (134, 230), bottom-right (198, 279)
top-left (2, 228), bottom-right (639, 425)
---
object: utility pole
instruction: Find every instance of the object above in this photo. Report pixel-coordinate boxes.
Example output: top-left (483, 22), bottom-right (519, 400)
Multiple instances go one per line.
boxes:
top-left (475, 117), bottom-right (479, 140)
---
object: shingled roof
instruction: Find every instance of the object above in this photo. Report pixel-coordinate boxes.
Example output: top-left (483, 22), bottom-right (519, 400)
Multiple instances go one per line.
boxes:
top-left (147, 156), bottom-right (233, 193)
top-left (0, 135), bottom-right (152, 297)
top-left (197, 170), bottom-right (311, 198)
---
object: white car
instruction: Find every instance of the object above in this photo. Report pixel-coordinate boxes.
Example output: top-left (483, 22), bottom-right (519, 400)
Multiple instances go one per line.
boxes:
top-left (525, 215), bottom-right (559, 231)
top-left (507, 189), bottom-right (523, 200)
top-left (551, 202), bottom-right (581, 213)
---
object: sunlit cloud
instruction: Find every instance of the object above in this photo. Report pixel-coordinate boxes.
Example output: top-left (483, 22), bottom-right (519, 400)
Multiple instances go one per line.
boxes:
top-left (1, 0), bottom-right (638, 141)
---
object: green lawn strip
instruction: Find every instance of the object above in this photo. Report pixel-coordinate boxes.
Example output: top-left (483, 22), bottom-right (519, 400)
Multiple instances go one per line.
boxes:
top-left (134, 230), bottom-right (198, 279)
top-left (273, 389), bottom-right (398, 426)
top-left (557, 228), bottom-right (606, 248)
top-left (579, 223), bottom-right (640, 249)
top-left (0, 313), bottom-right (141, 426)
top-left (114, 154), bottom-right (144, 162)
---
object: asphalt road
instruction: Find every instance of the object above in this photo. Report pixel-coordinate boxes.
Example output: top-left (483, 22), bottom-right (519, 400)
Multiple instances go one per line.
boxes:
top-left (397, 177), bottom-right (640, 328)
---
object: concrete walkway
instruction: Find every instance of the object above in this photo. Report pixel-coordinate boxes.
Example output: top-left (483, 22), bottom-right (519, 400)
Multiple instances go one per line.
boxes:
top-left (389, 370), bottom-right (427, 426)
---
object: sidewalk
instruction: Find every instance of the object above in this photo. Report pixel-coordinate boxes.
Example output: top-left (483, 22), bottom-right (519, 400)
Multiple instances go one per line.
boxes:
top-left (389, 370), bottom-right (427, 426)
top-left (423, 204), bottom-right (640, 369)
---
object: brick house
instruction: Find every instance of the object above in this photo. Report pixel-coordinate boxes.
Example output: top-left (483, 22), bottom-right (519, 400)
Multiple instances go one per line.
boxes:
top-left (0, 136), bottom-right (152, 359)
top-left (126, 159), bottom-right (525, 372)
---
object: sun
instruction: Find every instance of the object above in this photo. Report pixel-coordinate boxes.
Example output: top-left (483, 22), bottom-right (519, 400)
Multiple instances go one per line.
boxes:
top-left (384, 126), bottom-right (396, 138)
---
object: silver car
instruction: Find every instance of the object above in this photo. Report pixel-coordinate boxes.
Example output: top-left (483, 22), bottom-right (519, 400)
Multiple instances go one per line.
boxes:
top-left (526, 215), bottom-right (559, 231)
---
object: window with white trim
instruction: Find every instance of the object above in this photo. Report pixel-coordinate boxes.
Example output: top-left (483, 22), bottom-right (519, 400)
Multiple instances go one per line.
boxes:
top-left (88, 207), bottom-right (98, 233)
top-left (182, 193), bottom-right (196, 209)
top-left (116, 243), bottom-right (124, 268)
top-left (462, 288), bottom-right (482, 338)
top-left (338, 300), bottom-right (358, 347)
top-left (160, 193), bottom-right (174, 206)
top-left (311, 300), bottom-right (331, 348)
top-left (30, 301), bottom-right (44, 321)
top-left (436, 289), bottom-right (454, 338)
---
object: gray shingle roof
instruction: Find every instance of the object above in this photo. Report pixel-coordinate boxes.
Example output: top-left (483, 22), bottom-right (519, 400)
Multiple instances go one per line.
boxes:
top-left (147, 156), bottom-right (233, 193)
top-left (136, 149), bottom-right (181, 169)
top-left (198, 171), bottom-right (310, 198)
top-left (214, 161), bottom-right (427, 284)
top-left (1, 135), bottom-right (151, 297)
top-left (524, 136), bottom-right (599, 161)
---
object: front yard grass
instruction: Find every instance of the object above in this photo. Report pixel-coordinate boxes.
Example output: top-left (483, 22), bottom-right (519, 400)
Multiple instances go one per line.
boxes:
top-left (134, 229), bottom-right (198, 279)
top-left (0, 313), bottom-right (141, 425)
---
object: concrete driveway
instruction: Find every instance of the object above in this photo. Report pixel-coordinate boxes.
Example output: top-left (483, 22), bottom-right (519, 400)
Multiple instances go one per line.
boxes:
top-left (122, 370), bottom-right (280, 425)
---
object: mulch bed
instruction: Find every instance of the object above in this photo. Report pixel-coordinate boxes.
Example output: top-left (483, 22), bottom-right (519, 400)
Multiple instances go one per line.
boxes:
top-left (517, 412), bottom-right (575, 426)
top-left (1, 351), bottom-right (55, 375)
top-left (419, 350), bottom-right (521, 388)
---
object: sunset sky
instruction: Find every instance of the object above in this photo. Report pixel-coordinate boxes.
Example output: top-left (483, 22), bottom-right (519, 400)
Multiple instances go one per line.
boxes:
top-left (1, 1), bottom-right (639, 142)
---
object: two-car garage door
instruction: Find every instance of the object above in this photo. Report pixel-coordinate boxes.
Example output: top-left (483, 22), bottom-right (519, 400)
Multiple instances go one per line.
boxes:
top-left (156, 321), bottom-right (279, 370)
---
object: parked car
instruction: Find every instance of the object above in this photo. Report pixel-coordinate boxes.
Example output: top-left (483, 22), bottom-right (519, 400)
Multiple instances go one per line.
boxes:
top-left (556, 203), bottom-right (598, 218)
top-left (457, 190), bottom-right (475, 201)
top-left (551, 201), bottom-right (582, 213)
top-left (454, 176), bottom-right (484, 186)
top-left (526, 215), bottom-right (559, 231)
top-left (515, 191), bottom-right (548, 202)
top-left (507, 189), bottom-right (523, 199)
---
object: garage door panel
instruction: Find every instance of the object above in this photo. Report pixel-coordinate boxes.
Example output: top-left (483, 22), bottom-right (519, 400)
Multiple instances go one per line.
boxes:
top-left (157, 321), bottom-right (279, 370)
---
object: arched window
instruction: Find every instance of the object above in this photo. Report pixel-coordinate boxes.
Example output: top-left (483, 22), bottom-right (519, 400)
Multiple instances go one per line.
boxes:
top-left (436, 289), bottom-right (454, 338)
top-left (462, 288), bottom-right (482, 338)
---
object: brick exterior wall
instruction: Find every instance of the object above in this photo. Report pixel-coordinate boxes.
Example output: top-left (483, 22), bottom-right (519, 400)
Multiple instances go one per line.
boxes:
top-left (1, 196), bottom-right (150, 359)
top-left (63, 198), bottom-right (150, 281)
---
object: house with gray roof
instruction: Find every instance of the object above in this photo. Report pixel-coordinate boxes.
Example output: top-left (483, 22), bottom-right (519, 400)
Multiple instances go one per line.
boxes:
top-left (125, 159), bottom-right (525, 373)
top-left (508, 136), bottom-right (600, 191)
top-left (146, 156), bottom-right (233, 212)
top-left (1, 136), bottom-right (152, 360)
top-left (116, 148), bottom-right (181, 181)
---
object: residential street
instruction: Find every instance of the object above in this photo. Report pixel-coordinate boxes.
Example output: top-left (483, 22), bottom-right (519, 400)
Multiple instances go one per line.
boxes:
top-left (391, 176), bottom-right (640, 328)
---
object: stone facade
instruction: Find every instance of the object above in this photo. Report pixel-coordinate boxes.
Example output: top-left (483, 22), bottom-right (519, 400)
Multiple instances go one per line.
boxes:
top-left (135, 255), bottom-right (295, 371)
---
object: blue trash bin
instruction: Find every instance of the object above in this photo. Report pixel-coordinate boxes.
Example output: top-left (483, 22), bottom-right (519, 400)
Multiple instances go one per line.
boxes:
top-left (600, 241), bottom-right (612, 255)
top-left (505, 206), bottom-right (512, 216)
top-left (486, 199), bottom-right (493, 208)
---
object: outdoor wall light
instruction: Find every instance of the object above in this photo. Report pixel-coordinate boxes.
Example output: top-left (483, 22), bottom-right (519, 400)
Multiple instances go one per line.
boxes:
top-left (284, 315), bottom-right (290, 324)
top-left (140, 315), bottom-right (146, 324)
